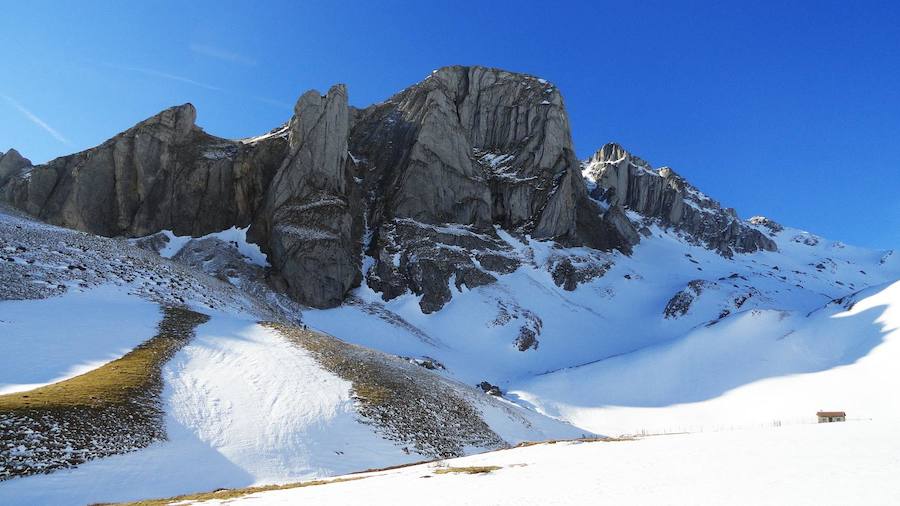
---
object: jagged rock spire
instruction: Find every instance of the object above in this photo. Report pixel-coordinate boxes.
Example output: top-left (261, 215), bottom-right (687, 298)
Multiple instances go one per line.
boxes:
top-left (250, 84), bottom-right (362, 308)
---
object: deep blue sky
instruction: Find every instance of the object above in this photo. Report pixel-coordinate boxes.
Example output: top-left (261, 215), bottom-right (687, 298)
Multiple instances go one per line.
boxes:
top-left (2, 1), bottom-right (898, 249)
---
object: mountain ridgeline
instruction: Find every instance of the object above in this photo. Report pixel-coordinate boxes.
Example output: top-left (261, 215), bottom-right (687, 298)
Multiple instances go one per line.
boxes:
top-left (0, 65), bottom-right (776, 310)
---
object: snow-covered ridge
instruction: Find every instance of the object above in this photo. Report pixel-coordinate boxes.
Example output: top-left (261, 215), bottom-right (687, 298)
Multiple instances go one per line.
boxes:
top-left (239, 123), bottom-right (290, 145)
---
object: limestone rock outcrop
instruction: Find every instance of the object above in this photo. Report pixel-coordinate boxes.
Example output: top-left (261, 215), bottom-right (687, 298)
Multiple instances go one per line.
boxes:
top-left (0, 104), bottom-right (287, 237)
top-left (249, 85), bottom-right (362, 308)
top-left (0, 66), bottom-right (781, 311)
top-left (349, 66), bottom-right (635, 310)
top-left (749, 215), bottom-right (784, 235)
top-left (365, 219), bottom-right (519, 313)
top-left (0, 149), bottom-right (32, 187)
top-left (583, 143), bottom-right (776, 256)
top-left (350, 66), bottom-right (633, 248)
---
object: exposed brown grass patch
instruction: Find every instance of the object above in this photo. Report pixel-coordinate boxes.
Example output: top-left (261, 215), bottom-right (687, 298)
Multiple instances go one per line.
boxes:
top-left (0, 307), bottom-right (208, 410)
top-left (514, 435), bottom-right (635, 448)
top-left (264, 323), bottom-right (504, 458)
top-left (349, 457), bottom-right (436, 475)
top-left (103, 475), bottom-right (365, 506)
top-left (433, 465), bottom-right (502, 475)
top-left (0, 307), bottom-right (209, 480)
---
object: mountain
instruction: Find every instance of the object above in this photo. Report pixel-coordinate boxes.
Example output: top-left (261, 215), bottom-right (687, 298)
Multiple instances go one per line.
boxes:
top-left (0, 66), bottom-right (636, 312)
top-left (0, 207), bottom-right (580, 505)
top-left (582, 142), bottom-right (776, 256)
top-left (1, 65), bottom-right (898, 505)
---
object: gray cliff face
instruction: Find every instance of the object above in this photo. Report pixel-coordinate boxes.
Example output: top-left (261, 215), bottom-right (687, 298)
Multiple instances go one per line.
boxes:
top-left (348, 66), bottom-right (634, 311)
top-left (0, 66), bottom-right (780, 312)
top-left (0, 149), bottom-right (32, 188)
top-left (350, 66), bottom-right (630, 247)
top-left (365, 219), bottom-right (519, 313)
top-left (583, 143), bottom-right (776, 256)
top-left (0, 104), bottom-right (287, 237)
top-left (249, 85), bottom-right (362, 308)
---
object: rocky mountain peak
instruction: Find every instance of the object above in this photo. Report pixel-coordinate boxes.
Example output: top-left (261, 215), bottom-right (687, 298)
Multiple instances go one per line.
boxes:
top-left (0, 148), bottom-right (32, 187)
top-left (587, 142), bottom-right (644, 166)
top-left (350, 65), bottom-right (628, 246)
top-left (583, 143), bottom-right (776, 256)
top-left (1, 148), bottom-right (27, 162)
top-left (350, 66), bottom-right (636, 311)
top-left (749, 215), bottom-right (784, 234)
top-left (655, 166), bottom-right (679, 179)
top-left (0, 100), bottom-right (287, 238)
top-left (0, 66), bottom-right (784, 310)
top-left (131, 103), bottom-right (199, 144)
top-left (582, 143), bottom-right (654, 197)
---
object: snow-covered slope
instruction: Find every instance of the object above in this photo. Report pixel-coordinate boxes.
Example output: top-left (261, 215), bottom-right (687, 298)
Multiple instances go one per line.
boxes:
top-left (153, 420), bottom-right (900, 506)
top-left (2, 64), bottom-right (898, 505)
top-left (0, 208), bottom-right (581, 505)
top-left (2, 140), bottom-right (898, 504)
top-left (515, 279), bottom-right (900, 435)
top-left (0, 288), bottom-right (160, 394)
top-left (0, 314), bottom-right (418, 505)
top-left (304, 219), bottom-right (899, 389)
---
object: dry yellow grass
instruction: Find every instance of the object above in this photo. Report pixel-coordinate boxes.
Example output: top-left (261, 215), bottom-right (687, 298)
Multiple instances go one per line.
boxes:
top-left (103, 476), bottom-right (365, 505)
top-left (433, 465), bottom-right (502, 475)
top-left (514, 436), bottom-right (635, 448)
top-left (0, 307), bottom-right (210, 480)
top-left (0, 307), bottom-right (207, 411)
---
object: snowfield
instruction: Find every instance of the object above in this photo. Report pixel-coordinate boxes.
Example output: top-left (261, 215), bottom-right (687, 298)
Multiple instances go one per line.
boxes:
top-left (171, 420), bottom-right (900, 506)
top-left (0, 314), bottom-right (421, 505)
top-left (515, 280), bottom-right (900, 435)
top-left (306, 221), bottom-right (900, 393)
top-left (2, 197), bottom-right (900, 506)
top-left (0, 297), bottom-right (577, 506)
top-left (0, 287), bottom-right (161, 394)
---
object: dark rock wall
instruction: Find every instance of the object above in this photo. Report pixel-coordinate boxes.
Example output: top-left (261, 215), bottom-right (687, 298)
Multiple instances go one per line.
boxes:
top-left (0, 104), bottom-right (286, 237)
top-left (1, 66), bottom-right (773, 310)
top-left (584, 143), bottom-right (776, 256)
top-left (249, 85), bottom-right (362, 308)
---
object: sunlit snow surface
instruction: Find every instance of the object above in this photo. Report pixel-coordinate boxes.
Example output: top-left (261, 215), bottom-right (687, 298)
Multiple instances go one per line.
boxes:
top-left (516, 280), bottom-right (900, 435)
top-left (3, 205), bottom-right (900, 505)
top-left (191, 420), bottom-right (900, 506)
top-left (0, 287), bottom-right (160, 394)
top-left (0, 210), bottom-right (578, 506)
top-left (0, 313), bottom-right (421, 506)
top-left (306, 223), bottom-right (900, 388)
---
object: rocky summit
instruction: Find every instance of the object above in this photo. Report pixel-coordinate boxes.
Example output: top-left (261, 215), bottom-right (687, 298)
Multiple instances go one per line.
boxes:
top-left (0, 65), bottom-right (779, 310)
top-left (582, 142), bottom-right (777, 257)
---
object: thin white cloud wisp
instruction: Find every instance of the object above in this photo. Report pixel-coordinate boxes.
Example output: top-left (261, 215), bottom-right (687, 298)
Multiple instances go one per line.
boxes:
top-left (190, 43), bottom-right (257, 66)
top-left (2, 95), bottom-right (72, 146)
